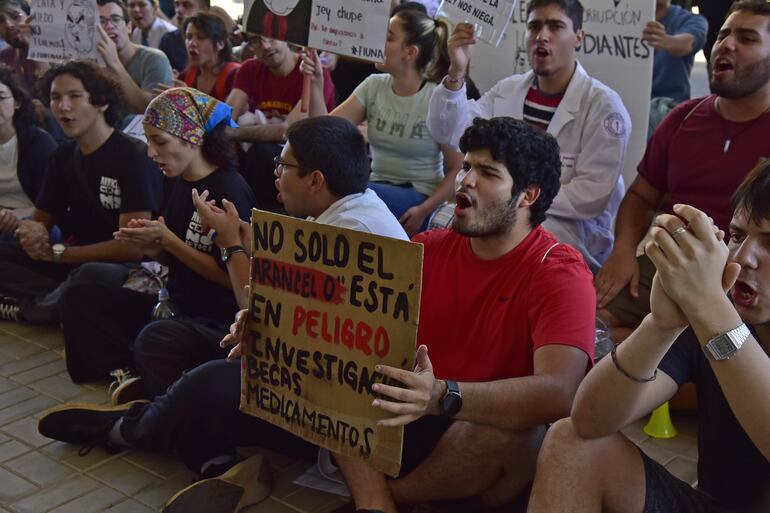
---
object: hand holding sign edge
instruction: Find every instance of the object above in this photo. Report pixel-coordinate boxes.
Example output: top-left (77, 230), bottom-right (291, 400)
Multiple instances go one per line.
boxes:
top-left (371, 345), bottom-right (443, 427)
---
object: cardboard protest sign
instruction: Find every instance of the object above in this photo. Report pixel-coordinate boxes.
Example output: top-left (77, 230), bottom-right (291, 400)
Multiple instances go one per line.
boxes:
top-left (244, 0), bottom-right (390, 63)
top-left (437, 0), bottom-right (516, 47)
top-left (467, 0), bottom-right (654, 188)
top-left (28, 0), bottom-right (102, 64)
top-left (240, 210), bottom-right (423, 477)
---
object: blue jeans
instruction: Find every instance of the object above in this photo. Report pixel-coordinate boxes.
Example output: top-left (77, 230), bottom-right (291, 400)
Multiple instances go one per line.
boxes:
top-left (368, 182), bottom-right (430, 233)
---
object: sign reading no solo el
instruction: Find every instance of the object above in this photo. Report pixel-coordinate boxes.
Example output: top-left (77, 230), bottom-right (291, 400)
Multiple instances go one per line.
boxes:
top-left (240, 210), bottom-right (423, 477)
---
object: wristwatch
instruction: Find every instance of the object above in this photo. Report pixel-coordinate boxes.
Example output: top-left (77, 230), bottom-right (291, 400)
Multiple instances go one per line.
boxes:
top-left (221, 245), bottom-right (247, 263)
top-left (440, 380), bottom-right (462, 417)
top-left (52, 243), bottom-right (66, 263)
top-left (703, 323), bottom-right (750, 361)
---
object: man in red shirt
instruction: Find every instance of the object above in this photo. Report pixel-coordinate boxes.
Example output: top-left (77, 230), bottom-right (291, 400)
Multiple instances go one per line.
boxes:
top-left (225, 35), bottom-right (335, 211)
top-left (596, 0), bottom-right (770, 340)
top-left (337, 117), bottom-right (596, 511)
top-left (35, 117), bottom-right (594, 512)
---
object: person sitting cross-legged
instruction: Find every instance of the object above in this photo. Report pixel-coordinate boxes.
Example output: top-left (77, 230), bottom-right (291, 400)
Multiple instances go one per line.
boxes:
top-left (0, 60), bottom-right (162, 324)
top-left (36, 116), bottom-right (408, 513)
top-left (59, 87), bottom-right (256, 399)
top-left (527, 159), bottom-right (770, 513)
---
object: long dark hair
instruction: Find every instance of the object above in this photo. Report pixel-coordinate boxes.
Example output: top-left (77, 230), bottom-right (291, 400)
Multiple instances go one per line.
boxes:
top-left (0, 64), bottom-right (36, 134)
top-left (183, 12), bottom-right (233, 66)
top-left (395, 8), bottom-right (451, 83)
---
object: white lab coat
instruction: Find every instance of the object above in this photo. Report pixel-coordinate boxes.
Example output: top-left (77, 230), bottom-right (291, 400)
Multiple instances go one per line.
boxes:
top-left (427, 62), bottom-right (631, 271)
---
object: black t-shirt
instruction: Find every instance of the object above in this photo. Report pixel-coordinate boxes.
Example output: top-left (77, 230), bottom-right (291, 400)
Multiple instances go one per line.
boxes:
top-left (36, 130), bottom-right (163, 245)
top-left (163, 168), bottom-right (256, 323)
top-left (659, 328), bottom-right (770, 510)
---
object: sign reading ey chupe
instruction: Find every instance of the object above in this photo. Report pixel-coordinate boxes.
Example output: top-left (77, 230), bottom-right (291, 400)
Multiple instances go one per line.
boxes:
top-left (240, 210), bottom-right (423, 477)
top-left (243, 0), bottom-right (390, 63)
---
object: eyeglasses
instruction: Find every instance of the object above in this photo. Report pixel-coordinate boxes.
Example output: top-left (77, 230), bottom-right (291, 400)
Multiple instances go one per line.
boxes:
top-left (0, 10), bottom-right (24, 24)
top-left (99, 15), bottom-right (126, 26)
top-left (274, 156), bottom-right (302, 174)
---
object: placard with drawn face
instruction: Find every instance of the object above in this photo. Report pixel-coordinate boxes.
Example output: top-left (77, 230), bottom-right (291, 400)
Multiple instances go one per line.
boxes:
top-left (244, 0), bottom-right (311, 46)
top-left (29, 0), bottom-right (103, 64)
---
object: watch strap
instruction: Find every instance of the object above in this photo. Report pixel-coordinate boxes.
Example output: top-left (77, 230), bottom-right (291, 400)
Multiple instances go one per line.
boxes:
top-left (222, 245), bottom-right (247, 263)
top-left (440, 379), bottom-right (462, 417)
top-left (704, 323), bottom-right (750, 360)
top-left (445, 379), bottom-right (460, 396)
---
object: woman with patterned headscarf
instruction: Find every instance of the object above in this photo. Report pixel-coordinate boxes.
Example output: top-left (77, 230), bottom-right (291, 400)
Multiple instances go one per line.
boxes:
top-left (63, 88), bottom-right (257, 399)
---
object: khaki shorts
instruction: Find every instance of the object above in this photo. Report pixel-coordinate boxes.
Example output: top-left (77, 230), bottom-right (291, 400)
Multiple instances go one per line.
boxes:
top-left (604, 253), bottom-right (656, 328)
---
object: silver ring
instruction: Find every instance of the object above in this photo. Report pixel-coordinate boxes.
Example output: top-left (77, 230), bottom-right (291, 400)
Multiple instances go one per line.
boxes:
top-left (671, 226), bottom-right (687, 238)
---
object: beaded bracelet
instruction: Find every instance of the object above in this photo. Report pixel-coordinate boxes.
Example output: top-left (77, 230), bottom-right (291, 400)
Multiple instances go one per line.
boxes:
top-left (610, 344), bottom-right (657, 383)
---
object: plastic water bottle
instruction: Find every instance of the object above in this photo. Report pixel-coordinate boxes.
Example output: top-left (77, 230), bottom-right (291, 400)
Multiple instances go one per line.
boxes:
top-left (594, 317), bottom-right (615, 362)
top-left (152, 288), bottom-right (177, 320)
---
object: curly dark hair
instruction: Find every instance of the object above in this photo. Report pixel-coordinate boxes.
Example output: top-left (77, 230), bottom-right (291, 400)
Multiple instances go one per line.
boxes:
top-left (40, 61), bottom-right (124, 127)
top-left (459, 117), bottom-right (562, 228)
top-left (0, 64), bottom-right (36, 134)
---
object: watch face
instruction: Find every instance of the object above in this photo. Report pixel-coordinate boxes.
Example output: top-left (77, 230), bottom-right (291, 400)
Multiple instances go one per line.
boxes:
top-left (713, 336), bottom-right (736, 356)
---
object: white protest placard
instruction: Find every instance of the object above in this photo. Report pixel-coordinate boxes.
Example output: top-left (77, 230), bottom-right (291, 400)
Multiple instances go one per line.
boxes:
top-left (28, 0), bottom-right (103, 64)
top-left (307, 0), bottom-right (390, 62)
top-left (244, 0), bottom-right (390, 63)
top-left (467, 0), bottom-right (654, 188)
top-left (436, 0), bottom-right (516, 47)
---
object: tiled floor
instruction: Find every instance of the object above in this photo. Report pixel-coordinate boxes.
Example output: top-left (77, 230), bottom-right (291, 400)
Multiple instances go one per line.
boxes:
top-left (0, 320), bottom-right (351, 513)
top-left (0, 319), bottom-right (699, 513)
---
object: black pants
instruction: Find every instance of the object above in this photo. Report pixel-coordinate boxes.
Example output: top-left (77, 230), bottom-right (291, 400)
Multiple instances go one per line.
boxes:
top-left (118, 358), bottom-right (452, 475)
top-left (0, 241), bottom-right (128, 324)
top-left (61, 281), bottom-right (231, 397)
top-left (121, 359), bottom-right (317, 472)
top-left (238, 142), bottom-right (284, 213)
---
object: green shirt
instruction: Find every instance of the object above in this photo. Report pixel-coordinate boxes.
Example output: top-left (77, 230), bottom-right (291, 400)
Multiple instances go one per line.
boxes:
top-left (354, 74), bottom-right (444, 196)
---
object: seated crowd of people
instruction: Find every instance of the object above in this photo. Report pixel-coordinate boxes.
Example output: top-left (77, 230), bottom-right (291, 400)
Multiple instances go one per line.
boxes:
top-left (0, 0), bottom-right (767, 511)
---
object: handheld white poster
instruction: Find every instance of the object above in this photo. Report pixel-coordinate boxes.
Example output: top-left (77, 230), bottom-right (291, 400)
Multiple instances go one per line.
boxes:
top-left (28, 0), bottom-right (103, 64)
top-left (436, 0), bottom-right (517, 47)
top-left (307, 0), bottom-right (391, 62)
top-left (243, 0), bottom-right (390, 63)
